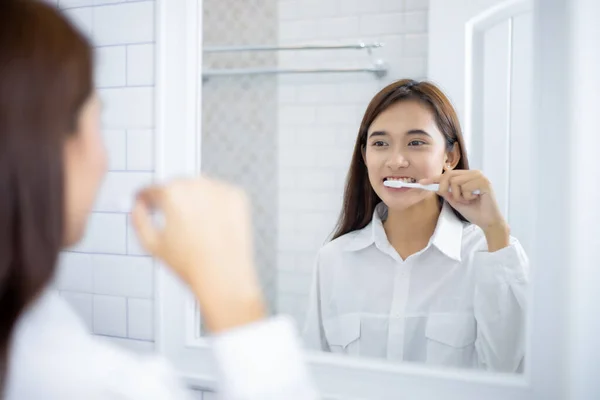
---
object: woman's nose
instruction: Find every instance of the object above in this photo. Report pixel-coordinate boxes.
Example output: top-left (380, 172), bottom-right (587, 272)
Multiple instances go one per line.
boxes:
top-left (385, 151), bottom-right (409, 168)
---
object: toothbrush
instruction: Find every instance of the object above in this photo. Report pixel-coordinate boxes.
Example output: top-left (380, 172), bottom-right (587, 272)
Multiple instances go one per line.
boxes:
top-left (383, 180), bottom-right (481, 195)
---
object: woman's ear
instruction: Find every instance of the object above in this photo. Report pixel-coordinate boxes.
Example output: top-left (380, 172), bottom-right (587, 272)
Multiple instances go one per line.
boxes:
top-left (444, 142), bottom-right (461, 169)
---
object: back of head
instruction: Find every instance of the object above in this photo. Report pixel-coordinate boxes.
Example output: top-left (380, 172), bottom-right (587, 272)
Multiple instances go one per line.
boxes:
top-left (0, 0), bottom-right (93, 392)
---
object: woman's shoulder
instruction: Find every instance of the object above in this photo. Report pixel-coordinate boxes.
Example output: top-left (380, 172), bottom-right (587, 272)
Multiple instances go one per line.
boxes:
top-left (6, 289), bottom-right (188, 399)
top-left (315, 224), bottom-right (373, 269)
top-left (6, 290), bottom-right (102, 398)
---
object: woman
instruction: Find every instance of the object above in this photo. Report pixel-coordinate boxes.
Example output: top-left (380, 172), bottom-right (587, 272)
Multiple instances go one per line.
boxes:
top-left (0, 2), bottom-right (316, 399)
top-left (303, 79), bottom-right (529, 372)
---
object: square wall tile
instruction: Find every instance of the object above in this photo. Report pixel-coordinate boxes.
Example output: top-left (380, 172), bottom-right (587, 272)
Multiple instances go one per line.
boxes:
top-left (127, 44), bottom-right (154, 86)
top-left (126, 130), bottom-right (154, 171)
top-left (55, 253), bottom-right (93, 292)
top-left (93, 2), bottom-right (154, 46)
top-left (94, 171), bottom-right (153, 212)
top-left (72, 213), bottom-right (127, 254)
top-left (93, 294), bottom-right (127, 337)
top-left (92, 255), bottom-right (153, 298)
top-left (60, 291), bottom-right (93, 331)
top-left (100, 87), bottom-right (154, 129)
top-left (127, 298), bottom-right (154, 340)
top-left (103, 129), bottom-right (127, 170)
top-left (95, 46), bottom-right (127, 88)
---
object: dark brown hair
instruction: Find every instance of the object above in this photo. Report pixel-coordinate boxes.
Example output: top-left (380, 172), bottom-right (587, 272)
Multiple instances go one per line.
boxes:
top-left (0, 0), bottom-right (93, 391)
top-left (332, 79), bottom-right (470, 240)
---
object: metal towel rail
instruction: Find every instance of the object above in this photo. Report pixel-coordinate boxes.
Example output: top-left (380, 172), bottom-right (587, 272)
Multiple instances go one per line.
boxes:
top-left (202, 60), bottom-right (387, 79)
top-left (203, 42), bottom-right (384, 53)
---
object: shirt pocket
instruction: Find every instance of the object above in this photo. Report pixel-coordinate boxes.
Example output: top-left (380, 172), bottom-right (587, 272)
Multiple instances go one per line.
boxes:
top-left (425, 313), bottom-right (477, 367)
top-left (323, 313), bottom-right (361, 356)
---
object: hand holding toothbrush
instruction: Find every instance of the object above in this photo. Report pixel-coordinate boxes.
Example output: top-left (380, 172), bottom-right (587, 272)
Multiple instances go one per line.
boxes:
top-left (419, 169), bottom-right (510, 251)
top-left (131, 177), bottom-right (266, 333)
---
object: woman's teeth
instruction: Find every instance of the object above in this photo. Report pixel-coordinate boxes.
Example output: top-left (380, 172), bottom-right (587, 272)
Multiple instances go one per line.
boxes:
top-left (385, 177), bottom-right (416, 183)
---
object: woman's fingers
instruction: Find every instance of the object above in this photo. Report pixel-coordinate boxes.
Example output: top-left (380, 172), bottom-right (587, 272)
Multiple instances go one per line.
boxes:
top-left (448, 173), bottom-right (478, 203)
top-left (461, 176), bottom-right (490, 200)
top-left (436, 173), bottom-right (450, 197)
top-left (133, 177), bottom-right (267, 333)
top-left (131, 190), bottom-right (162, 254)
top-left (421, 170), bottom-right (485, 203)
top-left (448, 174), bottom-right (464, 202)
top-left (459, 177), bottom-right (481, 201)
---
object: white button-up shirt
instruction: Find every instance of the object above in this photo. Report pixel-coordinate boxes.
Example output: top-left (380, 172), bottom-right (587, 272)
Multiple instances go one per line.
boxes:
top-left (303, 202), bottom-right (529, 372)
top-left (5, 289), bottom-right (318, 400)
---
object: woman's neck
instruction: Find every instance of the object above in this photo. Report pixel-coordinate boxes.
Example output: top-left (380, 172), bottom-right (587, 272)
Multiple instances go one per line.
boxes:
top-left (383, 195), bottom-right (442, 259)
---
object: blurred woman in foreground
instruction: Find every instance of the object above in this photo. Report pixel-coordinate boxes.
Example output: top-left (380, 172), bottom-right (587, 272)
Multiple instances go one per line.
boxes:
top-left (0, 1), bottom-right (316, 399)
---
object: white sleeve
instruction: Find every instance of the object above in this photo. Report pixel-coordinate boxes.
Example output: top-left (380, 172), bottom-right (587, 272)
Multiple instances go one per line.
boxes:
top-left (209, 316), bottom-right (320, 400)
top-left (5, 290), bottom-right (196, 400)
top-left (10, 291), bottom-right (318, 400)
top-left (97, 317), bottom-right (319, 400)
top-left (98, 354), bottom-right (195, 400)
top-left (472, 237), bottom-right (530, 372)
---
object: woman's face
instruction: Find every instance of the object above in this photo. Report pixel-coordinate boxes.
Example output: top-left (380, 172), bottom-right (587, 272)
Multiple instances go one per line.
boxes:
top-left (363, 100), bottom-right (460, 212)
top-left (63, 92), bottom-right (107, 246)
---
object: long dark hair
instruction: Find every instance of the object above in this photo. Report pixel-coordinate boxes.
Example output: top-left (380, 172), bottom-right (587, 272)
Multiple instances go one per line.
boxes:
top-left (331, 79), bottom-right (470, 240)
top-left (0, 0), bottom-right (93, 391)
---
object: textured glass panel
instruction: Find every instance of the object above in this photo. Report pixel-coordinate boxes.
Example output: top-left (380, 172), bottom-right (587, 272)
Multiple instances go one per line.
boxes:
top-left (200, 0), bottom-right (279, 332)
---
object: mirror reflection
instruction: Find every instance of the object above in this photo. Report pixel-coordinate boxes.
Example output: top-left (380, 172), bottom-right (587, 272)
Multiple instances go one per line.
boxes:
top-left (200, 0), bottom-right (533, 374)
top-left (302, 80), bottom-right (528, 372)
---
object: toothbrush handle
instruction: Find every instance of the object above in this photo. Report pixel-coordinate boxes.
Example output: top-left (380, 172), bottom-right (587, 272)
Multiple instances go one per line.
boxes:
top-left (430, 183), bottom-right (480, 195)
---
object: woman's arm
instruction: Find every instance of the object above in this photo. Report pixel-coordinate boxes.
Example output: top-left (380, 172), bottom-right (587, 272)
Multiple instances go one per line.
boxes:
top-left (420, 170), bottom-right (529, 372)
top-left (90, 313), bottom-right (315, 400)
top-left (210, 315), bottom-right (318, 400)
top-left (472, 236), bottom-right (530, 372)
top-left (132, 177), bottom-right (319, 400)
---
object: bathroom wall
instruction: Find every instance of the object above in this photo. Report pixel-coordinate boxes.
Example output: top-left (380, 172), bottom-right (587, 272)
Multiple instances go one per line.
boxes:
top-left (47, 0), bottom-right (157, 354)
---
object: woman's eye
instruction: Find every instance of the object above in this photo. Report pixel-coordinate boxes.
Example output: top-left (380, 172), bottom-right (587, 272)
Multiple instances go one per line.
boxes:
top-left (372, 141), bottom-right (387, 147)
top-left (408, 140), bottom-right (426, 146)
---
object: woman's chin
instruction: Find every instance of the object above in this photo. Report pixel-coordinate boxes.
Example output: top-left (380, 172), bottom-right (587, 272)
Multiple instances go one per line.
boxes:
top-left (381, 196), bottom-right (417, 211)
top-left (379, 190), bottom-right (432, 212)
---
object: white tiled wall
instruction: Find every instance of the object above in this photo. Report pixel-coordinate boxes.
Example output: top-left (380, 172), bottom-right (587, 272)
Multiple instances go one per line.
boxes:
top-left (50, 0), bottom-right (157, 353)
top-left (276, 0), bottom-right (429, 324)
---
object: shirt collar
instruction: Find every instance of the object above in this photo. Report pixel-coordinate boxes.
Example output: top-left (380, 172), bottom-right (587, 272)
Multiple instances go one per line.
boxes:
top-left (342, 203), bottom-right (386, 252)
top-left (431, 202), bottom-right (464, 261)
top-left (343, 201), bottom-right (464, 261)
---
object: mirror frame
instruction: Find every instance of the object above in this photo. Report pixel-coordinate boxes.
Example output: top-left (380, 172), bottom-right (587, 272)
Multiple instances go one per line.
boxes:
top-left (152, 0), bottom-right (595, 398)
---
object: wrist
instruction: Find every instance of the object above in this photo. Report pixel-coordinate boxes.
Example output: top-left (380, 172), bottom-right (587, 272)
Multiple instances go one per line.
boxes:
top-left (201, 291), bottom-right (267, 334)
top-left (483, 221), bottom-right (510, 252)
top-left (188, 260), bottom-right (267, 334)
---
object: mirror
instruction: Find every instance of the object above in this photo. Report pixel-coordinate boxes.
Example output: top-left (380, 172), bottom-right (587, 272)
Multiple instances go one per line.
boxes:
top-left (199, 0), bottom-right (533, 375)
